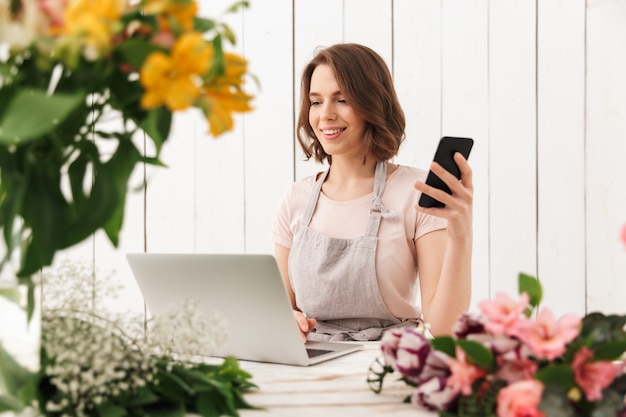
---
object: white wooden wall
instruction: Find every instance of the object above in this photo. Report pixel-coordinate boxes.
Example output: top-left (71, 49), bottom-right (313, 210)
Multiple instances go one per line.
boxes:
top-left (60, 0), bottom-right (626, 319)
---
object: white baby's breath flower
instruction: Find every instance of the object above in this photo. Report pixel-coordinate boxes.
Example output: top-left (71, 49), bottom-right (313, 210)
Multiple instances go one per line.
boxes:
top-left (40, 260), bottom-right (231, 416)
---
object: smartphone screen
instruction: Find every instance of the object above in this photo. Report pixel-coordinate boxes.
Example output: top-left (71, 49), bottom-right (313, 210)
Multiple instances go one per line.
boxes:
top-left (418, 136), bottom-right (474, 208)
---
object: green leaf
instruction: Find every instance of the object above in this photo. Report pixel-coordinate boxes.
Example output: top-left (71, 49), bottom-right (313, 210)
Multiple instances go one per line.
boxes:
top-left (0, 89), bottom-right (85, 144)
top-left (431, 336), bottom-right (456, 357)
top-left (518, 272), bottom-right (542, 309)
top-left (100, 139), bottom-right (142, 246)
top-left (96, 401), bottom-right (127, 417)
top-left (116, 39), bottom-right (166, 71)
top-left (0, 344), bottom-right (37, 412)
top-left (224, 0), bottom-right (249, 14)
top-left (139, 107), bottom-right (172, 154)
top-left (534, 364), bottom-right (575, 390)
top-left (0, 286), bottom-right (20, 305)
top-left (19, 165), bottom-right (68, 277)
top-left (456, 339), bottom-right (495, 371)
top-left (194, 17), bottom-right (217, 33)
top-left (593, 340), bottom-right (626, 361)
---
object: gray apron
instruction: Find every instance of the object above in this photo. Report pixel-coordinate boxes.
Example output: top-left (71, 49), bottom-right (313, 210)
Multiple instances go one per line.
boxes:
top-left (288, 160), bottom-right (416, 341)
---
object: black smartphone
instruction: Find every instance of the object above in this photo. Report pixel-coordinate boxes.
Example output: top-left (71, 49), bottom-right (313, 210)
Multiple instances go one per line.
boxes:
top-left (418, 136), bottom-right (474, 208)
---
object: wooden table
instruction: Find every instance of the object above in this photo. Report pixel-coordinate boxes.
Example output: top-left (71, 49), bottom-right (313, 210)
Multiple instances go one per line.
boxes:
top-left (237, 342), bottom-right (434, 417)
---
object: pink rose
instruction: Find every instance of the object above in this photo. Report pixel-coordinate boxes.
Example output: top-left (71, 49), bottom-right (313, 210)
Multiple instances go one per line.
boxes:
top-left (479, 292), bottom-right (530, 336)
top-left (572, 346), bottom-right (619, 401)
top-left (514, 308), bottom-right (581, 360)
top-left (497, 379), bottom-right (545, 417)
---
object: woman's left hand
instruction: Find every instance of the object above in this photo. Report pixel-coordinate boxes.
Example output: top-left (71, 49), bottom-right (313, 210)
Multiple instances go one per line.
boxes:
top-left (414, 152), bottom-right (473, 241)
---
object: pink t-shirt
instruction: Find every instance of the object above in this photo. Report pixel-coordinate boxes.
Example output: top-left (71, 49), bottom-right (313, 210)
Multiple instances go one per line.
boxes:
top-left (270, 165), bottom-right (447, 320)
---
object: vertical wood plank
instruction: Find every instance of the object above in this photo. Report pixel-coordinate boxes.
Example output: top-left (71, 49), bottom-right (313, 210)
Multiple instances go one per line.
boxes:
top-left (488, 0), bottom-right (537, 297)
top-left (441, 0), bottom-right (490, 309)
top-left (293, 0), bottom-right (343, 180)
top-left (343, 0), bottom-right (393, 66)
top-left (536, 0), bottom-right (586, 316)
top-left (194, 0), bottom-right (246, 253)
top-left (585, 0), bottom-right (626, 314)
top-left (393, 0), bottom-right (442, 170)
top-left (242, 0), bottom-right (294, 254)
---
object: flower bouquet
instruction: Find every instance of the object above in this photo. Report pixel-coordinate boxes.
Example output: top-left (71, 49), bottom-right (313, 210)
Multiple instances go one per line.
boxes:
top-left (369, 273), bottom-right (626, 417)
top-left (0, 0), bottom-right (254, 293)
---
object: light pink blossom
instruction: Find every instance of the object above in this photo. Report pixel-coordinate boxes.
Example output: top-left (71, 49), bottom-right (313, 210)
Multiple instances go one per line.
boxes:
top-left (497, 379), bottom-right (545, 417)
top-left (572, 346), bottom-right (619, 401)
top-left (446, 346), bottom-right (487, 396)
top-left (514, 308), bottom-right (581, 360)
top-left (621, 223), bottom-right (626, 250)
top-left (496, 344), bottom-right (538, 384)
top-left (478, 292), bottom-right (530, 336)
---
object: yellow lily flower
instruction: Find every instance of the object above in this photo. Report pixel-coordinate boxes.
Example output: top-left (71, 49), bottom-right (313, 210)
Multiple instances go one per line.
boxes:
top-left (200, 88), bottom-right (254, 137)
top-left (197, 51), bottom-right (254, 136)
top-left (62, 0), bottom-right (125, 56)
top-left (142, 0), bottom-right (197, 31)
top-left (139, 31), bottom-right (212, 111)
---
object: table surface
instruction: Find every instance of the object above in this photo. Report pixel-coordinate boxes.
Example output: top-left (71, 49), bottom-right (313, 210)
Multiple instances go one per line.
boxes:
top-left (237, 342), bottom-right (434, 417)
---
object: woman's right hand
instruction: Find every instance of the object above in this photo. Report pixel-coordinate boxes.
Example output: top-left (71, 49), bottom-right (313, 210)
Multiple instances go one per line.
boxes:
top-left (293, 310), bottom-right (317, 343)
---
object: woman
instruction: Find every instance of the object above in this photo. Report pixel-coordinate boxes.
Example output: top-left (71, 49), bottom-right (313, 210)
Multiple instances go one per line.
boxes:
top-left (271, 43), bottom-right (473, 342)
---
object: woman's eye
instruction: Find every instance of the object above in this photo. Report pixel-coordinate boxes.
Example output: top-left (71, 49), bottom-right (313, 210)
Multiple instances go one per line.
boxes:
top-left (310, 101), bottom-right (320, 106)
top-left (338, 99), bottom-right (347, 104)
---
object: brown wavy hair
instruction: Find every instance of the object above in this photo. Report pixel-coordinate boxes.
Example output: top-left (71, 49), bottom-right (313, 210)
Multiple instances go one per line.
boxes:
top-left (296, 43), bottom-right (406, 164)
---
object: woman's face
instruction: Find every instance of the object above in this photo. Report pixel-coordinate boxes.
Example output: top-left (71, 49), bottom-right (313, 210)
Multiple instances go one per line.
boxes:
top-left (308, 64), bottom-right (367, 160)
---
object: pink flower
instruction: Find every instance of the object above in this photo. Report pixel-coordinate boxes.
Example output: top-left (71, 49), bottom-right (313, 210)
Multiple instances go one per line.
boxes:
top-left (452, 312), bottom-right (486, 338)
top-left (381, 328), bottom-right (431, 381)
top-left (479, 292), bottom-right (530, 336)
top-left (412, 376), bottom-right (458, 411)
top-left (446, 346), bottom-right (487, 396)
top-left (497, 379), bottom-right (545, 417)
top-left (380, 328), bottom-right (403, 369)
top-left (496, 344), bottom-right (538, 384)
top-left (572, 346), bottom-right (619, 401)
top-left (514, 308), bottom-right (581, 360)
top-left (621, 223), bottom-right (626, 250)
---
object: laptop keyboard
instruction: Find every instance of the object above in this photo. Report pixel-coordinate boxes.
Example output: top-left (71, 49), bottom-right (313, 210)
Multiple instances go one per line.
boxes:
top-left (306, 348), bottom-right (333, 358)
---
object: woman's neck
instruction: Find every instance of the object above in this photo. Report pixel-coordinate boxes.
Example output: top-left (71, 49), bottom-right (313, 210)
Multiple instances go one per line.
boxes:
top-left (322, 156), bottom-right (380, 201)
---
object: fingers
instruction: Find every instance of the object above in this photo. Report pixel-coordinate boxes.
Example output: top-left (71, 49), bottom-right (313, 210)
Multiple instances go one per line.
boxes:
top-left (415, 153), bottom-right (473, 210)
top-left (293, 310), bottom-right (316, 343)
top-left (454, 152), bottom-right (473, 191)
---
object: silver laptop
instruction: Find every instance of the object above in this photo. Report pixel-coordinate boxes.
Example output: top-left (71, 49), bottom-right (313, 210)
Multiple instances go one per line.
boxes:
top-left (126, 253), bottom-right (363, 366)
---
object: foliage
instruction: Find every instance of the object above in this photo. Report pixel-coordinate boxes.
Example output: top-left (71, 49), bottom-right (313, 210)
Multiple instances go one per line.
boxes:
top-left (0, 0), bottom-right (254, 298)
top-left (370, 273), bottom-right (626, 417)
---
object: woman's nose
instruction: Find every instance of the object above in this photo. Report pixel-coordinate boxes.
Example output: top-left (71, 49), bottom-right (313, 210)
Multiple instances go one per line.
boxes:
top-left (321, 103), bottom-right (337, 120)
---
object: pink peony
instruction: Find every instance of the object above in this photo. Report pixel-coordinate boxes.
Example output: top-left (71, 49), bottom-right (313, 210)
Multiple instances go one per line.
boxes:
top-left (514, 308), bottom-right (581, 360)
top-left (497, 379), bottom-right (545, 417)
top-left (572, 346), bottom-right (619, 401)
top-left (479, 292), bottom-right (530, 336)
top-left (446, 346), bottom-right (487, 396)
